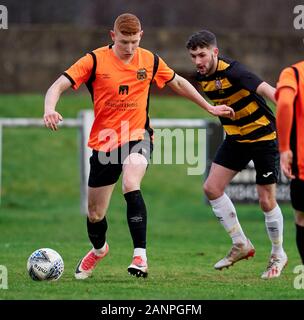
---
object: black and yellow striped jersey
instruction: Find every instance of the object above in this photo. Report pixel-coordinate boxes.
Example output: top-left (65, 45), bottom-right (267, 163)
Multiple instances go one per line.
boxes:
top-left (197, 57), bottom-right (276, 143)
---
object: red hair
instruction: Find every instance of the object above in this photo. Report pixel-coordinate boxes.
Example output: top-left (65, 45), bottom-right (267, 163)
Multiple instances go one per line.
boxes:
top-left (114, 13), bottom-right (141, 35)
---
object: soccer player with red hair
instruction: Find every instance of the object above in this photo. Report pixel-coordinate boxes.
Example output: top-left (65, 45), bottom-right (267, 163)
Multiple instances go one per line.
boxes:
top-left (43, 13), bottom-right (234, 279)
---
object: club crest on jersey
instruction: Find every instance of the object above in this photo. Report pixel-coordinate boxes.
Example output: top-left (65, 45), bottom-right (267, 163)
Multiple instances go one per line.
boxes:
top-left (137, 68), bottom-right (147, 80)
top-left (215, 79), bottom-right (222, 90)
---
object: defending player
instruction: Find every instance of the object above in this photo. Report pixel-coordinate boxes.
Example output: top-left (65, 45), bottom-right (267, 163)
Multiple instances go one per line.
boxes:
top-left (186, 29), bottom-right (287, 279)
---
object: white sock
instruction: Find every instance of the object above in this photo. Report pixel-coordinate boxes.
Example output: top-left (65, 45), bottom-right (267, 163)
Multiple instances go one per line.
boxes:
top-left (134, 248), bottom-right (147, 261)
top-left (209, 193), bottom-right (247, 245)
top-left (93, 242), bottom-right (107, 256)
top-left (264, 205), bottom-right (285, 256)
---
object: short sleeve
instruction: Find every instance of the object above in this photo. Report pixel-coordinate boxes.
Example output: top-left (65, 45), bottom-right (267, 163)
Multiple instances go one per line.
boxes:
top-left (275, 67), bottom-right (298, 100)
top-left (153, 57), bottom-right (175, 89)
top-left (63, 53), bottom-right (94, 90)
top-left (227, 61), bottom-right (263, 92)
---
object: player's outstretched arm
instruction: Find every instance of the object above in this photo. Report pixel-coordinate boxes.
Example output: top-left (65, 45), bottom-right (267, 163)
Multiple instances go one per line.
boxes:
top-left (167, 74), bottom-right (235, 119)
top-left (44, 75), bottom-right (72, 131)
top-left (276, 86), bottom-right (296, 179)
top-left (256, 82), bottom-right (276, 104)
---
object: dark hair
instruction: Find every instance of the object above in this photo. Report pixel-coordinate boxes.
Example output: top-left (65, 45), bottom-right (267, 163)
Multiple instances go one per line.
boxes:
top-left (186, 30), bottom-right (217, 50)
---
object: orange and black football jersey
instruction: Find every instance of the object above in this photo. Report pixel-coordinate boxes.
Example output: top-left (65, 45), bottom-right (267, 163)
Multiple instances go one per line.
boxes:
top-left (64, 45), bottom-right (175, 151)
top-left (276, 61), bottom-right (304, 180)
top-left (197, 57), bottom-right (276, 143)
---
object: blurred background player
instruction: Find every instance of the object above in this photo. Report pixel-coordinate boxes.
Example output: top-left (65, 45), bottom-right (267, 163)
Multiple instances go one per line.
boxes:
top-left (43, 14), bottom-right (234, 279)
top-left (186, 29), bottom-right (287, 279)
top-left (276, 61), bottom-right (304, 265)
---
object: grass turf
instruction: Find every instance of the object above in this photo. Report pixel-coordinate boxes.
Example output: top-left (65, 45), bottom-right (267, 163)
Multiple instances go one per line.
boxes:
top-left (0, 94), bottom-right (302, 300)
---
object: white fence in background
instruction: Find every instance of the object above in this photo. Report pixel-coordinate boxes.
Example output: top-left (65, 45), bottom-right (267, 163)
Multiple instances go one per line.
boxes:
top-left (0, 111), bottom-right (218, 214)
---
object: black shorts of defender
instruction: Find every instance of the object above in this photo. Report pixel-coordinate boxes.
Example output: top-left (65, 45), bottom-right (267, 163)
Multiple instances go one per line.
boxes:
top-left (213, 138), bottom-right (280, 185)
top-left (88, 139), bottom-right (153, 188)
top-left (291, 179), bottom-right (304, 212)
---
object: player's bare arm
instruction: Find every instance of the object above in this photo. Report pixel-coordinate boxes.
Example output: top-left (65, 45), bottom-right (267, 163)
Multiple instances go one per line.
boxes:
top-left (256, 81), bottom-right (276, 104)
top-left (167, 74), bottom-right (235, 119)
top-left (44, 75), bottom-right (71, 131)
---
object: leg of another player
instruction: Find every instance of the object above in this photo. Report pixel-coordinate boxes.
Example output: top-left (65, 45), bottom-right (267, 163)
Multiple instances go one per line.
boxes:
top-left (257, 184), bottom-right (287, 279)
top-left (204, 163), bottom-right (248, 245)
top-left (295, 211), bottom-right (304, 264)
top-left (204, 163), bottom-right (255, 270)
top-left (122, 153), bottom-right (149, 277)
top-left (257, 184), bottom-right (285, 257)
top-left (291, 180), bottom-right (304, 264)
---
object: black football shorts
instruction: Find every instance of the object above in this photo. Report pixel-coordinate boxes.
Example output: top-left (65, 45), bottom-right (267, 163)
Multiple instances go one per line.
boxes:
top-left (213, 138), bottom-right (280, 185)
top-left (88, 138), bottom-right (153, 188)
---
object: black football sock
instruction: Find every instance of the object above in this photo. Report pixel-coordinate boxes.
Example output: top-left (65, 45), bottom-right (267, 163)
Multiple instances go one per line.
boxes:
top-left (87, 216), bottom-right (107, 249)
top-left (296, 223), bottom-right (304, 264)
top-left (124, 190), bottom-right (147, 249)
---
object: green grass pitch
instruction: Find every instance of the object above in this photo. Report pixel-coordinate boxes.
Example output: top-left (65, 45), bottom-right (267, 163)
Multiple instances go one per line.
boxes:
top-left (0, 94), bottom-right (302, 299)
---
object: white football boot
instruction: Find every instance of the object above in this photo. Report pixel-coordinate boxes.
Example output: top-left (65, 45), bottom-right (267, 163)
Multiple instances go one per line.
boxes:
top-left (261, 252), bottom-right (288, 280)
top-left (214, 239), bottom-right (255, 270)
